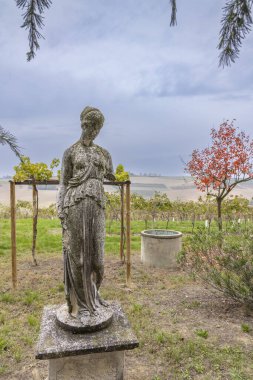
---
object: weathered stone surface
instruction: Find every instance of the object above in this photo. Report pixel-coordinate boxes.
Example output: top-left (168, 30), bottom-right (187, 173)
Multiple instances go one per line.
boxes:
top-left (36, 303), bottom-right (139, 360)
top-left (56, 304), bottom-right (114, 333)
top-left (141, 229), bottom-right (182, 269)
top-left (57, 106), bottom-right (116, 330)
top-left (48, 351), bottom-right (124, 380)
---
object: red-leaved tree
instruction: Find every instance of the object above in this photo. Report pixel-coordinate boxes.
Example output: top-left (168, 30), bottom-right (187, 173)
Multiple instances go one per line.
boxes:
top-left (186, 120), bottom-right (253, 230)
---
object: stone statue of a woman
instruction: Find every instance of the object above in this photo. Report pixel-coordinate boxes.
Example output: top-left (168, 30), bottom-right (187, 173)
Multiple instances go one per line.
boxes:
top-left (57, 106), bottom-right (115, 332)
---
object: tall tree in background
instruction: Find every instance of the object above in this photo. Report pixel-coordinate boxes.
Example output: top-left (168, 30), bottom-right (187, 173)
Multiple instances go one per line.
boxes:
top-left (15, 0), bottom-right (253, 65)
top-left (0, 125), bottom-right (22, 159)
top-left (13, 156), bottom-right (59, 265)
top-left (186, 121), bottom-right (253, 230)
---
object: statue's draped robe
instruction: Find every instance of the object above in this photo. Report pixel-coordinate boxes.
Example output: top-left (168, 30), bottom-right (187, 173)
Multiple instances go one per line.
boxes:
top-left (58, 141), bottom-right (114, 315)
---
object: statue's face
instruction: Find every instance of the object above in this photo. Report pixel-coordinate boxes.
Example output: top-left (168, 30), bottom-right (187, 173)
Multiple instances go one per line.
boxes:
top-left (81, 115), bottom-right (103, 141)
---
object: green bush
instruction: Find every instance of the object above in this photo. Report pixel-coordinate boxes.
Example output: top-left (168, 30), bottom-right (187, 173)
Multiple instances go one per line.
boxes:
top-left (180, 227), bottom-right (253, 309)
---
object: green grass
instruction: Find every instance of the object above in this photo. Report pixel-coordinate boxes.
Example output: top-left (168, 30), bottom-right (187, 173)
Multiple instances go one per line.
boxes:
top-left (27, 314), bottom-right (40, 331)
top-left (1, 252), bottom-right (253, 379)
top-left (23, 290), bottom-right (40, 306)
top-left (0, 219), bottom-right (62, 257)
top-left (2, 217), bottom-right (250, 259)
top-left (126, 301), bottom-right (253, 379)
top-left (0, 338), bottom-right (8, 353)
top-left (0, 293), bottom-right (16, 303)
top-left (195, 329), bottom-right (209, 339)
top-left (241, 323), bottom-right (251, 333)
top-left (0, 218), bottom-right (206, 259)
top-left (149, 330), bottom-right (253, 379)
top-left (1, 217), bottom-right (253, 378)
top-left (106, 219), bottom-right (205, 235)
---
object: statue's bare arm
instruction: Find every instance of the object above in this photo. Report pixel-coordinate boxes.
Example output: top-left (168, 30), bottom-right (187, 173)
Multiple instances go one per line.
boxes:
top-left (57, 148), bottom-right (73, 219)
top-left (104, 150), bottom-right (115, 181)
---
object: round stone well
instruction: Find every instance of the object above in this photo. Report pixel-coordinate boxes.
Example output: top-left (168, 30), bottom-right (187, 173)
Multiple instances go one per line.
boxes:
top-left (141, 229), bottom-right (182, 269)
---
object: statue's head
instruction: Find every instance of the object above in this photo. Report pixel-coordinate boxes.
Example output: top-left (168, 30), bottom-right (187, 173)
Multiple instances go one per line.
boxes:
top-left (80, 106), bottom-right (105, 142)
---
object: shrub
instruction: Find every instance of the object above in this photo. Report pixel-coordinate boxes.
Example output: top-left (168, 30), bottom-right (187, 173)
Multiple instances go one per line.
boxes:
top-left (0, 203), bottom-right (10, 219)
top-left (180, 227), bottom-right (253, 309)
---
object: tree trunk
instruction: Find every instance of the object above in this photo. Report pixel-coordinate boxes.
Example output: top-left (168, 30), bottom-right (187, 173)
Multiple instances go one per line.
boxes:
top-left (32, 183), bottom-right (38, 265)
top-left (217, 197), bottom-right (222, 231)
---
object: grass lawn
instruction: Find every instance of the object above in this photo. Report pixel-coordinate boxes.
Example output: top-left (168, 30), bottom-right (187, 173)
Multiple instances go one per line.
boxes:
top-left (1, 218), bottom-right (253, 379)
top-left (0, 218), bottom-right (203, 259)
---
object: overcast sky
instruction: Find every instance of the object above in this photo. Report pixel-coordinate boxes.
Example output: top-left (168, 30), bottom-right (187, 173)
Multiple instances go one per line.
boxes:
top-left (1, 0), bottom-right (253, 176)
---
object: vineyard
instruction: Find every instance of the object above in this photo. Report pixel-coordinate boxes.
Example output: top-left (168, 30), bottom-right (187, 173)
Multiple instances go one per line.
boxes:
top-left (1, 191), bottom-right (252, 226)
top-left (1, 191), bottom-right (253, 379)
top-left (1, 191), bottom-right (253, 258)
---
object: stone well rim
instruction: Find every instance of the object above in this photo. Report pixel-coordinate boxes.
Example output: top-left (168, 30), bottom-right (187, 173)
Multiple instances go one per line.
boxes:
top-left (141, 229), bottom-right (182, 239)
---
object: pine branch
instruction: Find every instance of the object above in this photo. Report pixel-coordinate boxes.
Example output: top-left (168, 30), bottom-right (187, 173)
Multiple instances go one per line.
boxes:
top-left (0, 126), bottom-right (22, 159)
top-left (170, 0), bottom-right (177, 26)
top-left (16, 0), bottom-right (52, 61)
top-left (218, 0), bottom-right (253, 67)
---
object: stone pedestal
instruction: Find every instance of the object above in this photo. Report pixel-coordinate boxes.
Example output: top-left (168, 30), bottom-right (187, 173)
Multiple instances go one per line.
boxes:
top-left (36, 303), bottom-right (138, 380)
top-left (48, 351), bottom-right (124, 380)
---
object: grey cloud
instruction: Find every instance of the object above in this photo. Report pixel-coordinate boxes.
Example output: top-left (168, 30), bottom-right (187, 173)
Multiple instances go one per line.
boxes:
top-left (1, 0), bottom-right (253, 176)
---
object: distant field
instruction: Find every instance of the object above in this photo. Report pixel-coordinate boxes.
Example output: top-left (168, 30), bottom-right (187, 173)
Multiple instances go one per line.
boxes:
top-left (1, 176), bottom-right (253, 206)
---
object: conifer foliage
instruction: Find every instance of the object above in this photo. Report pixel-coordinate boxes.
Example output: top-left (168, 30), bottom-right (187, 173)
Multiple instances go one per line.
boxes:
top-left (169, 0), bottom-right (177, 26)
top-left (0, 125), bottom-right (22, 159)
top-left (170, 0), bottom-right (253, 66)
top-left (14, 1), bottom-right (253, 65)
top-left (218, 0), bottom-right (253, 66)
top-left (16, 0), bottom-right (52, 61)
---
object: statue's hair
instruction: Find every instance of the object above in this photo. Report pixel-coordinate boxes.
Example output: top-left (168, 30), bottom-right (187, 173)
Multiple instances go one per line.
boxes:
top-left (80, 106), bottom-right (105, 126)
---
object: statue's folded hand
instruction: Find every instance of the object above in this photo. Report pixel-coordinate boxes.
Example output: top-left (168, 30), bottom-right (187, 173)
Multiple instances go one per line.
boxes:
top-left (107, 173), bottom-right (116, 181)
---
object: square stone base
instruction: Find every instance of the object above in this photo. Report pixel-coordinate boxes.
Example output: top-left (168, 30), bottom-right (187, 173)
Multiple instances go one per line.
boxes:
top-left (49, 351), bottom-right (124, 380)
top-left (36, 303), bottom-right (138, 380)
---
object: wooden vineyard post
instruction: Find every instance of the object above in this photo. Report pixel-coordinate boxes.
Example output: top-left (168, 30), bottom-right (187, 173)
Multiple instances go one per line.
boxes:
top-left (32, 182), bottom-right (38, 266)
top-left (125, 181), bottom-right (131, 285)
top-left (120, 184), bottom-right (125, 262)
top-left (10, 181), bottom-right (17, 289)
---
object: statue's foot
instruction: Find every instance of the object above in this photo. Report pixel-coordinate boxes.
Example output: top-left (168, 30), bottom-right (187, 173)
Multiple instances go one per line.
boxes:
top-left (77, 308), bottom-right (90, 324)
top-left (97, 293), bottom-right (109, 307)
top-left (68, 305), bottom-right (72, 314)
top-left (56, 303), bottom-right (114, 332)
